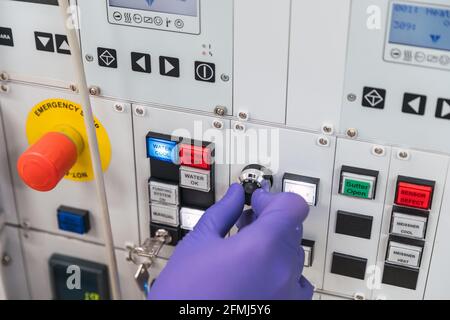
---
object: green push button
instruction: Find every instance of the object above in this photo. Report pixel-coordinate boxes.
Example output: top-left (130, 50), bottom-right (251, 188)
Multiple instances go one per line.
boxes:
top-left (342, 178), bottom-right (372, 199)
top-left (339, 166), bottom-right (379, 200)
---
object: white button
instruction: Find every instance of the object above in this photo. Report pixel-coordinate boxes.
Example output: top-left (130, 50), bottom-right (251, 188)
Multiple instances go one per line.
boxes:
top-left (283, 174), bottom-right (319, 206)
top-left (302, 245), bottom-right (313, 267)
top-left (179, 166), bottom-right (211, 192)
top-left (391, 212), bottom-right (427, 239)
top-left (150, 203), bottom-right (179, 227)
top-left (180, 207), bottom-right (205, 231)
top-left (284, 180), bottom-right (317, 206)
top-left (149, 179), bottom-right (179, 205)
top-left (387, 241), bottom-right (423, 268)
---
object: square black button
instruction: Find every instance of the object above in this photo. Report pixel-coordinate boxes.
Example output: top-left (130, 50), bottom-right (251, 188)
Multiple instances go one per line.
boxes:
top-left (97, 47), bottom-right (117, 68)
top-left (331, 252), bottom-right (367, 280)
top-left (159, 56), bottom-right (180, 77)
top-left (55, 34), bottom-right (70, 55)
top-left (435, 98), bottom-right (450, 120)
top-left (131, 52), bottom-right (151, 73)
top-left (336, 211), bottom-right (373, 240)
top-left (402, 93), bottom-right (427, 116)
top-left (195, 61), bottom-right (216, 83)
top-left (35, 31), bottom-right (54, 52)
top-left (0, 27), bottom-right (14, 47)
top-left (362, 87), bottom-right (386, 109)
top-left (382, 263), bottom-right (419, 290)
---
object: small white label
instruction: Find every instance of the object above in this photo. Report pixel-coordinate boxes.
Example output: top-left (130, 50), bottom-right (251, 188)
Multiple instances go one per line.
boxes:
top-left (391, 212), bottom-right (427, 239)
top-left (387, 241), bottom-right (422, 268)
top-left (284, 180), bottom-right (318, 206)
top-left (303, 245), bottom-right (313, 267)
top-left (151, 203), bottom-right (179, 227)
top-left (149, 180), bottom-right (179, 205)
top-left (180, 207), bottom-right (205, 231)
top-left (179, 166), bottom-right (210, 192)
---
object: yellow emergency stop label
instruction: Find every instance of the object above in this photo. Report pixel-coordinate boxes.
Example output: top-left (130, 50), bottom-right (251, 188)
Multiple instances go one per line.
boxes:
top-left (25, 98), bottom-right (112, 182)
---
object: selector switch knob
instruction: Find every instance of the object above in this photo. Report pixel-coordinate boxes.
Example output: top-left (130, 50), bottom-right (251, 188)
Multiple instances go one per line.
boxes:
top-left (239, 164), bottom-right (273, 205)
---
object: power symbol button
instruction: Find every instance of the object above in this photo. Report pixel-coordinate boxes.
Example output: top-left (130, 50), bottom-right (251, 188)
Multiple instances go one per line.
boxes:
top-left (195, 61), bottom-right (215, 83)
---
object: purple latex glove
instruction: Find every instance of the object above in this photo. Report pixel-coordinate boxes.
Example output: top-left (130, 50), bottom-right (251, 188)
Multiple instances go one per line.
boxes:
top-left (148, 183), bottom-right (314, 300)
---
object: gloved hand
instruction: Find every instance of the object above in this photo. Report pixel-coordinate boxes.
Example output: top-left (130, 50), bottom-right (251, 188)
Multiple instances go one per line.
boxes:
top-left (148, 183), bottom-right (314, 300)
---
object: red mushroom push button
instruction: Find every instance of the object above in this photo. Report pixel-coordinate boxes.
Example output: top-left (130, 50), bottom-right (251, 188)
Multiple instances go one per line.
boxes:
top-left (395, 176), bottom-right (435, 210)
top-left (17, 127), bottom-right (84, 192)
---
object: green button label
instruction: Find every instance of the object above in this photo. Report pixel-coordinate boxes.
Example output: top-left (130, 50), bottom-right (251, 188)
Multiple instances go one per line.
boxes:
top-left (343, 178), bottom-right (372, 199)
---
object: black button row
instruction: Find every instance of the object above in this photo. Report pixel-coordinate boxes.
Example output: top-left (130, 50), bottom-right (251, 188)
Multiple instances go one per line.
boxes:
top-left (362, 87), bottom-right (450, 119)
top-left (97, 47), bottom-right (216, 83)
top-left (34, 31), bottom-right (71, 55)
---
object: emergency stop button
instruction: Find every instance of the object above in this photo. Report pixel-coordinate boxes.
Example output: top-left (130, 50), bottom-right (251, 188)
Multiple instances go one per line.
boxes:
top-left (395, 176), bottom-right (435, 210)
top-left (17, 129), bottom-right (83, 192)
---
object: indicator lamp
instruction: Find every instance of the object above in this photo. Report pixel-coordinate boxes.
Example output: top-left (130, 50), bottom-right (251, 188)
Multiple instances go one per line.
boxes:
top-left (147, 137), bottom-right (178, 163)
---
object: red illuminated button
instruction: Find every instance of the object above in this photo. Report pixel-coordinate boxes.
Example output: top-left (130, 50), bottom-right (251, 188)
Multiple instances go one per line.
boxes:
top-left (395, 176), bottom-right (435, 210)
top-left (179, 144), bottom-right (212, 170)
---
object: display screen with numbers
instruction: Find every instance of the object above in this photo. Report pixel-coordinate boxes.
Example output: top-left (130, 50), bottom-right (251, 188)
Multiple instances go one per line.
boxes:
top-left (389, 2), bottom-right (450, 52)
top-left (109, 0), bottom-right (198, 17)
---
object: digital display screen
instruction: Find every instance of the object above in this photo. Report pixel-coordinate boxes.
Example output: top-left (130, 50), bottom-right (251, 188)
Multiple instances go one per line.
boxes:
top-left (389, 3), bottom-right (450, 52)
top-left (109, 0), bottom-right (198, 17)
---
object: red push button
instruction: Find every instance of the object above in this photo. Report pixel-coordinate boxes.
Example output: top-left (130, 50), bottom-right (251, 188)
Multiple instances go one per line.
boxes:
top-left (17, 132), bottom-right (78, 192)
top-left (179, 143), bottom-right (212, 170)
top-left (395, 176), bottom-right (435, 210)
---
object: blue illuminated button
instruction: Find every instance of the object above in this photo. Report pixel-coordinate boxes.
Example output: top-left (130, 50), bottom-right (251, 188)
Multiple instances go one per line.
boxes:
top-left (57, 206), bottom-right (90, 235)
top-left (146, 133), bottom-right (178, 163)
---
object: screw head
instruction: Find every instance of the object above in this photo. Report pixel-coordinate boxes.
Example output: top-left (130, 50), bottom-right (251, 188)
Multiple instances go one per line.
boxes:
top-left (212, 120), bottom-right (224, 129)
top-left (234, 123), bottom-right (246, 132)
top-left (69, 84), bottom-right (78, 92)
top-left (1, 254), bottom-right (11, 266)
top-left (221, 74), bottom-right (230, 82)
top-left (398, 150), bottom-right (410, 160)
top-left (322, 125), bottom-right (334, 135)
top-left (135, 107), bottom-right (145, 116)
top-left (372, 146), bottom-right (385, 156)
top-left (85, 54), bottom-right (94, 62)
top-left (317, 137), bottom-right (329, 147)
top-left (346, 128), bottom-right (358, 139)
top-left (0, 84), bottom-right (9, 93)
top-left (354, 293), bottom-right (365, 300)
top-left (214, 106), bottom-right (227, 117)
top-left (347, 93), bottom-right (357, 102)
top-left (0, 72), bottom-right (9, 81)
top-left (238, 111), bottom-right (249, 121)
top-left (114, 103), bottom-right (125, 113)
top-left (89, 86), bottom-right (100, 96)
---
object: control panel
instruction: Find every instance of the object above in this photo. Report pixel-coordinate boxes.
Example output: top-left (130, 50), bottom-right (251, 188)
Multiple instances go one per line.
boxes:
top-left (1, 0), bottom-right (450, 300)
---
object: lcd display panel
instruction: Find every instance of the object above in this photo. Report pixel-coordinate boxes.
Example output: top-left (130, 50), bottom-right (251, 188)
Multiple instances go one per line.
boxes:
top-left (389, 3), bottom-right (450, 52)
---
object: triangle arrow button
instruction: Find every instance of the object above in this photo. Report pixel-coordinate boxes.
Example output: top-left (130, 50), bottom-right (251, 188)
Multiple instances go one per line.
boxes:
top-left (436, 98), bottom-right (450, 120)
top-left (34, 31), bottom-right (54, 52)
top-left (131, 52), bottom-right (151, 73)
top-left (402, 93), bottom-right (427, 116)
top-left (159, 56), bottom-right (180, 78)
